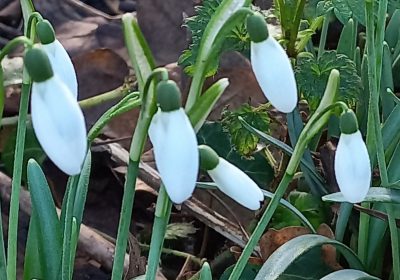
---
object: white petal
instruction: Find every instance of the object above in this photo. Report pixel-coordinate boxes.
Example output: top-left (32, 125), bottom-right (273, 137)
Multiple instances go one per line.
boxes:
top-left (41, 40), bottom-right (78, 99)
top-left (149, 108), bottom-right (199, 204)
top-left (334, 131), bottom-right (371, 203)
top-left (251, 37), bottom-right (298, 113)
top-left (208, 158), bottom-right (264, 210)
top-left (31, 75), bottom-right (87, 175)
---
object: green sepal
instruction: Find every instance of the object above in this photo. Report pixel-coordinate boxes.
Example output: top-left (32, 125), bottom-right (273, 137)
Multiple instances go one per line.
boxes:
top-left (199, 145), bottom-right (219, 170)
top-left (24, 48), bottom-right (53, 82)
top-left (156, 80), bottom-right (182, 112)
top-left (246, 13), bottom-right (269, 43)
top-left (36, 20), bottom-right (55, 45)
top-left (340, 110), bottom-right (359, 134)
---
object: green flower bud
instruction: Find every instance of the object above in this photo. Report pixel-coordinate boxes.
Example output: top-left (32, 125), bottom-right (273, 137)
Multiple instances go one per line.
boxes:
top-left (199, 145), bottom-right (219, 170)
top-left (246, 13), bottom-right (269, 43)
top-left (340, 110), bottom-right (359, 134)
top-left (157, 80), bottom-right (182, 112)
top-left (36, 20), bottom-right (56, 45)
top-left (24, 48), bottom-right (54, 82)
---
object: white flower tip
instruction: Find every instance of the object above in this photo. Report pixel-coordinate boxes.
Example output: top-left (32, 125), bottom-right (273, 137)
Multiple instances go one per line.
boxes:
top-left (334, 131), bottom-right (371, 203)
top-left (208, 158), bottom-right (264, 211)
top-left (251, 38), bottom-right (298, 113)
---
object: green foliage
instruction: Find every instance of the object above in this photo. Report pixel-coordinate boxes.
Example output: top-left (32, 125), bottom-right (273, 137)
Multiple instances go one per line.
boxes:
top-left (295, 51), bottom-right (361, 111)
top-left (165, 223), bottom-right (197, 240)
top-left (197, 122), bottom-right (274, 186)
top-left (221, 104), bottom-right (270, 156)
top-left (272, 191), bottom-right (328, 230)
top-left (178, 0), bottom-right (250, 77)
top-left (2, 125), bottom-right (46, 182)
top-left (220, 264), bottom-right (260, 280)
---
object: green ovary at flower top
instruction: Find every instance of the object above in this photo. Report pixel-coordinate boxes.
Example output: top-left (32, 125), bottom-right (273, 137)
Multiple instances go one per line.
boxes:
top-left (24, 47), bottom-right (87, 175)
top-left (36, 19), bottom-right (78, 98)
top-left (199, 145), bottom-right (264, 210)
top-left (334, 110), bottom-right (371, 203)
top-left (149, 80), bottom-right (199, 204)
top-left (247, 13), bottom-right (298, 114)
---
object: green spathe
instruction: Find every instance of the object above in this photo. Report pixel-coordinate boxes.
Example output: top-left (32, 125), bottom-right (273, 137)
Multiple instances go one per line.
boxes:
top-left (24, 48), bottom-right (53, 82)
top-left (246, 13), bottom-right (269, 43)
top-left (199, 145), bottom-right (219, 170)
top-left (340, 110), bottom-right (358, 134)
top-left (157, 80), bottom-right (182, 112)
top-left (36, 20), bottom-right (56, 45)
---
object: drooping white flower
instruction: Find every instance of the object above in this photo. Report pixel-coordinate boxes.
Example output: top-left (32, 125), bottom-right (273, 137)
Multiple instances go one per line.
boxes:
top-left (149, 81), bottom-right (199, 204)
top-left (37, 20), bottom-right (78, 98)
top-left (247, 13), bottom-right (298, 113)
top-left (199, 145), bottom-right (264, 210)
top-left (25, 48), bottom-right (87, 175)
top-left (334, 111), bottom-right (371, 203)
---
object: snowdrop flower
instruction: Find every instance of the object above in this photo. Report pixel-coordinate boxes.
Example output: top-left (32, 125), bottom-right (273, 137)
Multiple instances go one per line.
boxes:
top-left (36, 20), bottom-right (78, 98)
top-left (24, 48), bottom-right (87, 175)
top-left (247, 13), bottom-right (298, 113)
top-left (199, 145), bottom-right (264, 210)
top-left (334, 110), bottom-right (371, 203)
top-left (149, 80), bottom-right (199, 204)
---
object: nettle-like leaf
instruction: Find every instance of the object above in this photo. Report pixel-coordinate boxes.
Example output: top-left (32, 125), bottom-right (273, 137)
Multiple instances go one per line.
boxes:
top-left (295, 51), bottom-right (361, 111)
top-left (316, 0), bottom-right (334, 16)
top-left (178, 0), bottom-right (250, 77)
top-left (331, 0), bottom-right (382, 26)
top-left (165, 223), bottom-right (197, 240)
top-left (221, 104), bottom-right (270, 156)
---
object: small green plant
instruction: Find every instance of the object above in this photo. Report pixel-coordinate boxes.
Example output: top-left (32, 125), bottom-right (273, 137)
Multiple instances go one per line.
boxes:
top-left (0, 0), bottom-right (400, 279)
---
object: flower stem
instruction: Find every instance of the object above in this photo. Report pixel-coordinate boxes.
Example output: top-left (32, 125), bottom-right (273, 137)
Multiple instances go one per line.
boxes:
top-left (111, 70), bottom-right (163, 279)
top-left (145, 185), bottom-right (173, 280)
top-left (6, 79), bottom-right (31, 280)
top-left (386, 205), bottom-right (400, 280)
top-left (61, 176), bottom-right (79, 280)
top-left (78, 85), bottom-right (133, 109)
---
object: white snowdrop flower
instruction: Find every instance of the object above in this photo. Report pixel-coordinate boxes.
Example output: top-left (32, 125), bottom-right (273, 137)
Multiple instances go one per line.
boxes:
top-left (199, 145), bottom-right (264, 210)
top-left (334, 110), bottom-right (371, 203)
top-left (149, 80), bottom-right (199, 204)
top-left (37, 20), bottom-right (78, 98)
top-left (247, 13), bottom-right (298, 113)
top-left (24, 48), bottom-right (87, 175)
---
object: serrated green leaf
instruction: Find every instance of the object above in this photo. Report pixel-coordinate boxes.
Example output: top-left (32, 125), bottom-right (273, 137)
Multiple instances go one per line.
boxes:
top-left (316, 0), bottom-right (334, 16)
top-left (332, 0), bottom-right (353, 24)
top-left (165, 223), bottom-right (197, 240)
top-left (295, 51), bottom-right (361, 111)
top-left (221, 104), bottom-right (269, 156)
top-left (178, 0), bottom-right (250, 77)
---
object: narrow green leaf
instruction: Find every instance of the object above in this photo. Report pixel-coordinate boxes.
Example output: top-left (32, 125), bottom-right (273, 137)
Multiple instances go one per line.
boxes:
top-left (381, 42), bottom-right (395, 120)
top-left (320, 269), bottom-right (379, 280)
top-left (122, 14), bottom-right (155, 92)
top-left (23, 211), bottom-right (43, 280)
top-left (27, 159), bottom-right (62, 280)
top-left (188, 78), bottom-right (229, 131)
top-left (73, 151), bottom-right (92, 228)
top-left (337, 19), bottom-right (356, 59)
top-left (239, 117), bottom-right (326, 191)
top-left (385, 9), bottom-right (400, 49)
top-left (254, 235), bottom-right (364, 280)
top-left (200, 262), bottom-right (212, 280)
top-left (322, 187), bottom-right (400, 203)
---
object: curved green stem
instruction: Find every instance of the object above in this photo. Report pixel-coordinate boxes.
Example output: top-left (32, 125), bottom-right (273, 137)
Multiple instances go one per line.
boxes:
top-left (228, 71), bottom-right (341, 279)
top-left (111, 70), bottom-right (161, 280)
top-left (0, 36), bottom-right (33, 62)
top-left (26, 12), bottom-right (43, 39)
top-left (145, 185), bottom-right (173, 280)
